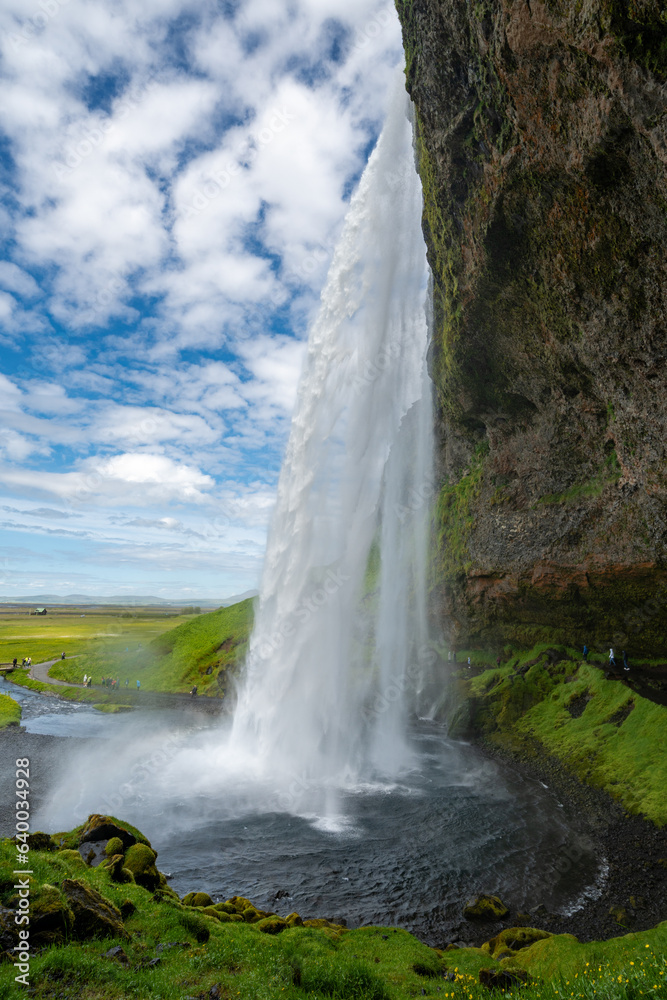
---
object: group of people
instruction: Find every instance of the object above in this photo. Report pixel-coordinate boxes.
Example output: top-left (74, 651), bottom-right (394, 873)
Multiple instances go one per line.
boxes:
top-left (582, 645), bottom-right (630, 672)
top-left (14, 657), bottom-right (32, 668)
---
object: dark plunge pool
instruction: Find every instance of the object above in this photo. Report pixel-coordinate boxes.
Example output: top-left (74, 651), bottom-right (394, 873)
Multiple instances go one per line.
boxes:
top-left (2, 681), bottom-right (603, 947)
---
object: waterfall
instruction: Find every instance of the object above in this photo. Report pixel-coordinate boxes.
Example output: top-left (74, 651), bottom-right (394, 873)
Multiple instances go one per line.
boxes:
top-left (230, 78), bottom-right (434, 811)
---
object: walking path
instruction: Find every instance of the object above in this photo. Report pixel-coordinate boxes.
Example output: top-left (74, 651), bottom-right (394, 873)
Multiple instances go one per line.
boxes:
top-left (29, 657), bottom-right (83, 686)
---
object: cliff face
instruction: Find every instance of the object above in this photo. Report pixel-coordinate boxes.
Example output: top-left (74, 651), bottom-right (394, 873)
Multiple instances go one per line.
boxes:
top-left (396, 0), bottom-right (667, 652)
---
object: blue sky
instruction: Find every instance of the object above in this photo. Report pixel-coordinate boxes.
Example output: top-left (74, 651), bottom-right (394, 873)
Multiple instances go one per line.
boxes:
top-left (0, 0), bottom-right (402, 600)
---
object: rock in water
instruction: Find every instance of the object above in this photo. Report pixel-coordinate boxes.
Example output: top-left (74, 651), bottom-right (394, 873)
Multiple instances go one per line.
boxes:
top-left (463, 894), bottom-right (510, 921)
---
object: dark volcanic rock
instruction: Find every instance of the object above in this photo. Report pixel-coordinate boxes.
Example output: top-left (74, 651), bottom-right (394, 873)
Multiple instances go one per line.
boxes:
top-left (61, 878), bottom-right (127, 940)
top-left (396, 0), bottom-right (667, 653)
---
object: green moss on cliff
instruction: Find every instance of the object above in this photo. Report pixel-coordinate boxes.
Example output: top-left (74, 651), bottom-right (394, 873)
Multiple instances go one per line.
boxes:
top-left (451, 646), bottom-right (667, 824)
top-left (433, 443), bottom-right (488, 583)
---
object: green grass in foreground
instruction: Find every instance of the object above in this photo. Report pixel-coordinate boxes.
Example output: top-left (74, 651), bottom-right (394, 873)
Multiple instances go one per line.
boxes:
top-left (0, 693), bottom-right (21, 729)
top-left (0, 824), bottom-right (666, 999)
top-left (454, 644), bottom-right (667, 825)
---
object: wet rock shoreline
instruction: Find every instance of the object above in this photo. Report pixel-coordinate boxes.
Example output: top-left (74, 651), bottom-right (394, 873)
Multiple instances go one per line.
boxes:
top-left (468, 734), bottom-right (667, 949)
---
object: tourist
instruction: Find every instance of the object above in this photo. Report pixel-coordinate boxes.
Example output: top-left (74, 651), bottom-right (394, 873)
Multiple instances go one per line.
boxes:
top-left (623, 650), bottom-right (630, 672)
top-left (609, 648), bottom-right (617, 668)
top-left (190, 685), bottom-right (198, 697)
top-left (467, 657), bottom-right (471, 668)
top-left (83, 674), bottom-right (87, 685)
top-left (125, 678), bottom-right (129, 687)
top-left (136, 680), bottom-right (141, 689)
top-left (496, 655), bottom-right (501, 667)
top-left (12, 658), bottom-right (17, 668)
top-left (61, 651), bottom-right (65, 660)
top-left (87, 677), bottom-right (92, 687)
top-left (21, 658), bottom-right (26, 667)
top-left (447, 651), bottom-right (451, 661)
top-left (583, 644), bottom-right (588, 661)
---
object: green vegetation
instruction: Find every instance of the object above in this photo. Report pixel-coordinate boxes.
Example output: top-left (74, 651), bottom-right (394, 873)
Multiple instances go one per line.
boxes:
top-left (0, 692), bottom-right (20, 729)
top-left (433, 443), bottom-right (488, 582)
top-left (449, 644), bottom-right (667, 825)
top-left (536, 451), bottom-right (622, 505)
top-left (0, 609), bottom-right (192, 668)
top-left (48, 598), bottom-right (255, 697)
top-left (1, 818), bottom-right (666, 998)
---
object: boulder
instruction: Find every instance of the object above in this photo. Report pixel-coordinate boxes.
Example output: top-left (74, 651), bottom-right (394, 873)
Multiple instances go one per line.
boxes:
top-left (256, 916), bottom-right (288, 934)
top-left (463, 895), bottom-right (509, 921)
top-left (31, 884), bottom-right (75, 946)
top-left (242, 906), bottom-right (262, 923)
top-left (102, 854), bottom-right (135, 884)
top-left (58, 849), bottom-right (87, 872)
top-left (78, 815), bottom-right (140, 850)
top-left (183, 891), bottom-right (214, 908)
top-left (482, 927), bottom-right (551, 959)
top-left (105, 837), bottom-right (124, 856)
top-left (225, 895), bottom-right (254, 913)
top-left (123, 844), bottom-right (160, 891)
top-left (24, 832), bottom-right (56, 852)
top-left (213, 902), bottom-right (236, 915)
top-left (285, 912), bottom-right (303, 927)
top-left (61, 878), bottom-right (127, 940)
top-left (78, 841), bottom-right (109, 868)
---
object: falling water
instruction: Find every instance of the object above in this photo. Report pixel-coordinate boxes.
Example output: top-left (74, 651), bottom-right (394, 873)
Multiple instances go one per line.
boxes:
top-left (230, 79), bottom-right (434, 810)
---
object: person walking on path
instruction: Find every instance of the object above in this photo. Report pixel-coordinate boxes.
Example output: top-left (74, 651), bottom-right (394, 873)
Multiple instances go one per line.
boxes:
top-left (61, 651), bottom-right (65, 660)
top-left (609, 648), bottom-right (617, 669)
top-left (12, 658), bottom-right (17, 669)
top-left (136, 680), bottom-right (141, 689)
top-left (623, 650), bottom-right (630, 672)
top-left (83, 674), bottom-right (87, 685)
top-left (583, 645), bottom-right (589, 661)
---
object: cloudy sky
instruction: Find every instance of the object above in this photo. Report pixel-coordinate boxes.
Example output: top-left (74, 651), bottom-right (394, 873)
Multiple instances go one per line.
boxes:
top-left (0, 0), bottom-right (404, 600)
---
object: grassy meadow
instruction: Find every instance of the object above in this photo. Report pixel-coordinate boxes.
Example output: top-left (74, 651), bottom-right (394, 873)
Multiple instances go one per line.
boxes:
top-left (0, 606), bottom-right (191, 668)
top-left (0, 599), bottom-right (255, 700)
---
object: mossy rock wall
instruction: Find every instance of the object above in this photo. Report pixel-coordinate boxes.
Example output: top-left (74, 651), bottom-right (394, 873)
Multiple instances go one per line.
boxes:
top-left (396, 0), bottom-right (667, 652)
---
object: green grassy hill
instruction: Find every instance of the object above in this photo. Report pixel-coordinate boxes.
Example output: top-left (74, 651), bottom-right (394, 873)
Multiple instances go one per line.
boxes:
top-left (49, 598), bottom-right (255, 697)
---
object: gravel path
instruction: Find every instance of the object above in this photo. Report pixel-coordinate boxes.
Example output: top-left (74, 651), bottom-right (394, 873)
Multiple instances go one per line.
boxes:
top-left (29, 657), bottom-right (83, 686)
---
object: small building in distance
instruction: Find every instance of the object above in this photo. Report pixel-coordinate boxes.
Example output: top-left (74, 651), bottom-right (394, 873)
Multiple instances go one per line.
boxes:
top-left (32, 607), bottom-right (47, 615)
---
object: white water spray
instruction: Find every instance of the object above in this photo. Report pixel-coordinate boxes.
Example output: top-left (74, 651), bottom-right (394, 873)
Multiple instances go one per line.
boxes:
top-left (230, 79), bottom-right (434, 803)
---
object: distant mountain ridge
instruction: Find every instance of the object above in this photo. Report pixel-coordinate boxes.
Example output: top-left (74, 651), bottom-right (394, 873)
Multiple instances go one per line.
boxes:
top-left (0, 590), bottom-right (258, 607)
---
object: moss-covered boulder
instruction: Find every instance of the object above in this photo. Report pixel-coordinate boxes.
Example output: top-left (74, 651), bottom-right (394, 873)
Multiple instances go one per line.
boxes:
top-left (61, 878), bottom-right (127, 940)
top-left (57, 849), bottom-right (87, 872)
top-left (225, 895), bottom-right (254, 913)
top-left (183, 891), bottom-right (213, 908)
top-left (482, 927), bottom-right (551, 958)
top-left (101, 854), bottom-right (135, 884)
top-left (24, 832), bottom-right (56, 852)
top-left (303, 918), bottom-right (346, 932)
top-left (78, 814), bottom-right (143, 850)
top-left (214, 901), bottom-right (236, 915)
top-left (105, 837), bottom-right (124, 856)
top-left (286, 912), bottom-right (304, 927)
top-left (200, 906), bottom-right (224, 921)
top-left (242, 906), bottom-right (262, 923)
top-left (463, 895), bottom-right (510, 921)
top-left (257, 916), bottom-right (288, 934)
top-left (20, 884), bottom-right (74, 948)
top-left (123, 843), bottom-right (160, 891)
